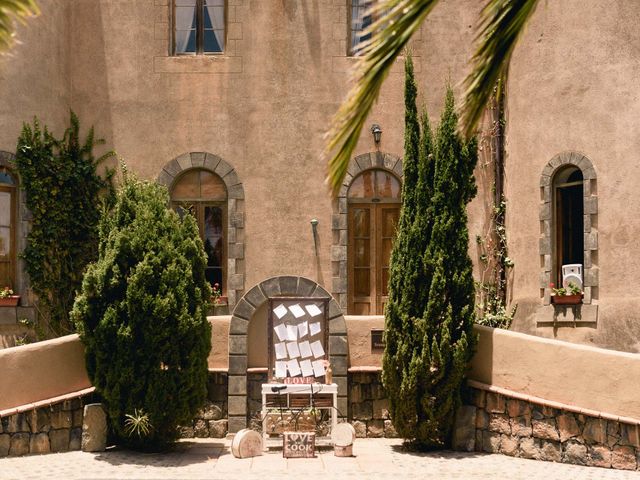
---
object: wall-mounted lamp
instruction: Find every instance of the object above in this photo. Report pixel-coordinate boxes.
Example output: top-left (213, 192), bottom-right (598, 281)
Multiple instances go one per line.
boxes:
top-left (370, 124), bottom-right (382, 145)
top-left (310, 219), bottom-right (319, 257)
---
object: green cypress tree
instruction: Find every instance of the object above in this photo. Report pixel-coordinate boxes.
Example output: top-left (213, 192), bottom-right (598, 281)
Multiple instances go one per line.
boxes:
top-left (418, 87), bottom-right (478, 448)
top-left (71, 170), bottom-right (211, 450)
top-left (382, 55), bottom-right (435, 439)
top-left (384, 79), bottom-right (477, 449)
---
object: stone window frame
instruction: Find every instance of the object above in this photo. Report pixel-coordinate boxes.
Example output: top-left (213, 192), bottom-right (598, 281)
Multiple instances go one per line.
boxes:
top-left (157, 152), bottom-right (245, 307)
top-left (331, 151), bottom-right (403, 312)
top-left (0, 151), bottom-right (32, 305)
top-left (540, 152), bottom-right (598, 305)
top-left (227, 275), bottom-right (349, 433)
top-left (171, 0), bottom-right (227, 56)
top-left (153, 0), bottom-right (245, 74)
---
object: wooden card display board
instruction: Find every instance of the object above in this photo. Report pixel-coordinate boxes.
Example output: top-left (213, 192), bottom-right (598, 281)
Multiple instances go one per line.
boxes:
top-left (267, 297), bottom-right (329, 383)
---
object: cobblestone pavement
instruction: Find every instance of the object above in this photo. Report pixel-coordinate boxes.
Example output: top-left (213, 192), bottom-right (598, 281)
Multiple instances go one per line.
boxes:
top-left (1, 438), bottom-right (639, 480)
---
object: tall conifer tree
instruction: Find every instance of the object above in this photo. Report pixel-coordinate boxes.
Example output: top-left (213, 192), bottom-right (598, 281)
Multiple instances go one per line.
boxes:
top-left (419, 87), bottom-right (478, 447)
top-left (383, 55), bottom-right (434, 439)
top-left (384, 77), bottom-right (477, 448)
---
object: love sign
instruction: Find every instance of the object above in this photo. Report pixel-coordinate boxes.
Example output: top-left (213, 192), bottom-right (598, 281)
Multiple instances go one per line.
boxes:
top-left (283, 431), bottom-right (316, 458)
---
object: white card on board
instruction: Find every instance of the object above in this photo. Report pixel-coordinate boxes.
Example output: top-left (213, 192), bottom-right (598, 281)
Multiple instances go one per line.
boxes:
top-left (275, 361), bottom-right (287, 378)
top-left (305, 304), bottom-right (322, 317)
top-left (298, 340), bottom-right (312, 358)
top-left (298, 321), bottom-right (309, 338)
top-left (309, 322), bottom-right (321, 336)
top-left (286, 342), bottom-right (301, 359)
top-left (273, 304), bottom-right (288, 319)
top-left (275, 342), bottom-right (288, 360)
top-left (287, 359), bottom-right (302, 377)
top-left (289, 304), bottom-right (306, 318)
top-left (310, 340), bottom-right (325, 358)
top-left (300, 359), bottom-right (314, 377)
top-left (286, 324), bottom-right (298, 341)
top-left (312, 360), bottom-right (326, 378)
top-left (274, 324), bottom-right (288, 342)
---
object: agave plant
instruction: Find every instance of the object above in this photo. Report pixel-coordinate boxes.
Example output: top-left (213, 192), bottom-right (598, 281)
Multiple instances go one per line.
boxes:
top-left (325, 0), bottom-right (540, 193)
top-left (0, 0), bottom-right (39, 52)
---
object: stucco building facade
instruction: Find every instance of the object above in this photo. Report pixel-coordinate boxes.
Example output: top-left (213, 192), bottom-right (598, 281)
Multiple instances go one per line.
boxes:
top-left (1, 0), bottom-right (639, 356)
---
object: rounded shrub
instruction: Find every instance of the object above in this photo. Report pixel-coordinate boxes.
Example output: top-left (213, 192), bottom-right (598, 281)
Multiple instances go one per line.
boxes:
top-left (71, 171), bottom-right (211, 450)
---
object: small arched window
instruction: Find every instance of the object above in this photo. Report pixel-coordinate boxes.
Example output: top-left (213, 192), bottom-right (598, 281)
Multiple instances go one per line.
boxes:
top-left (171, 168), bottom-right (227, 291)
top-left (0, 166), bottom-right (17, 289)
top-left (347, 169), bottom-right (401, 315)
top-left (553, 166), bottom-right (584, 285)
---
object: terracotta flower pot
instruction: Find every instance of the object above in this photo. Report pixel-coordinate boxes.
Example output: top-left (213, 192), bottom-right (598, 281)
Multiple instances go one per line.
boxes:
top-left (0, 296), bottom-right (20, 307)
top-left (552, 294), bottom-right (582, 305)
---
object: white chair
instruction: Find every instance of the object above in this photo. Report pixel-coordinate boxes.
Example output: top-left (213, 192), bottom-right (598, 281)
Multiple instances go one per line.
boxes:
top-left (562, 264), bottom-right (583, 290)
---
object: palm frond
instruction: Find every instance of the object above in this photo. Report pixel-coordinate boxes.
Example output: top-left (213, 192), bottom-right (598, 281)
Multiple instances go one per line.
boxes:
top-left (0, 0), bottom-right (39, 52)
top-left (460, 0), bottom-right (540, 138)
top-left (325, 0), bottom-right (440, 194)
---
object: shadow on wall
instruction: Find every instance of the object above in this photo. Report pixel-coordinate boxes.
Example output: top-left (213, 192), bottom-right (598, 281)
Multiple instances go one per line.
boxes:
top-left (69, 0), bottom-right (115, 173)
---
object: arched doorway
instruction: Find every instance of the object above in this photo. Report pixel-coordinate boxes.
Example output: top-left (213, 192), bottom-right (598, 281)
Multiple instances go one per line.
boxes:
top-left (227, 275), bottom-right (348, 433)
top-left (347, 169), bottom-right (401, 314)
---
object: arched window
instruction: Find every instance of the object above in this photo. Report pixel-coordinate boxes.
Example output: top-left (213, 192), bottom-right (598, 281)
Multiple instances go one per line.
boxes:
top-left (553, 166), bottom-right (584, 285)
top-left (0, 166), bottom-right (17, 289)
top-left (347, 169), bottom-right (401, 314)
top-left (171, 168), bottom-right (227, 291)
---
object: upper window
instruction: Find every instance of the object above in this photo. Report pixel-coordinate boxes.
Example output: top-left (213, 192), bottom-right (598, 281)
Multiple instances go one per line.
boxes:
top-left (171, 169), bottom-right (227, 290)
top-left (173, 0), bottom-right (226, 55)
top-left (350, 0), bottom-right (373, 56)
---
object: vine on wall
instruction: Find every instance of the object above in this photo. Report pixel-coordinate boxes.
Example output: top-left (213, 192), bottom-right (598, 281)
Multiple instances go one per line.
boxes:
top-left (14, 111), bottom-right (115, 336)
top-left (475, 80), bottom-right (516, 329)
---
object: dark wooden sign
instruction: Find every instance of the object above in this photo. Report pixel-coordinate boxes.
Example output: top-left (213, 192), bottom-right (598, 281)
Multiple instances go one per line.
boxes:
top-left (371, 329), bottom-right (385, 351)
top-left (283, 431), bottom-right (316, 458)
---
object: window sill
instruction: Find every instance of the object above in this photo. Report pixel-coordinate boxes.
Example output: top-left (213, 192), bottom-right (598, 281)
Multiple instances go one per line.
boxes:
top-left (535, 303), bottom-right (598, 327)
top-left (154, 55), bottom-right (242, 74)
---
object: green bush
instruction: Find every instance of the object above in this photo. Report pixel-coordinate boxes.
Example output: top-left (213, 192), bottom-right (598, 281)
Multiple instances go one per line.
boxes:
top-left (71, 169), bottom-right (211, 450)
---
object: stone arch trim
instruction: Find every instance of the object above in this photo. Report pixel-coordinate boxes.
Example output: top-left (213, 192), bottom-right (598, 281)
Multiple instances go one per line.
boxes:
top-left (227, 275), bottom-right (349, 433)
top-left (157, 152), bottom-right (245, 307)
top-left (331, 151), bottom-right (403, 311)
top-left (539, 151), bottom-right (598, 305)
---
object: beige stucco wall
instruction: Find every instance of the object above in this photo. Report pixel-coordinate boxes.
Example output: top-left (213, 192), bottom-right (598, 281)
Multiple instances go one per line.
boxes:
top-left (470, 325), bottom-right (640, 420)
top-left (61, 0), bottom-right (479, 296)
top-left (344, 314), bottom-right (384, 367)
top-left (0, 1), bottom-right (70, 151)
top-left (208, 316), bottom-right (230, 370)
top-left (0, 334), bottom-right (90, 411)
top-left (501, 0), bottom-right (640, 352)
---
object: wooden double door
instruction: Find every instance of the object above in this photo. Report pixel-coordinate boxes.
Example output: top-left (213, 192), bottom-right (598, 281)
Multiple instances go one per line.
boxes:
top-left (347, 203), bottom-right (400, 315)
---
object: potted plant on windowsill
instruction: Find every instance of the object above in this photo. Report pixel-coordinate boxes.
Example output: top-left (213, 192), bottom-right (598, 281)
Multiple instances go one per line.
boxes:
top-left (208, 283), bottom-right (229, 315)
top-left (550, 282), bottom-right (583, 305)
top-left (0, 286), bottom-right (20, 307)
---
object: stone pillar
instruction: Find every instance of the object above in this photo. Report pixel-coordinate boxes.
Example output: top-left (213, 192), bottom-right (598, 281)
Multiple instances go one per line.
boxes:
top-left (81, 403), bottom-right (107, 452)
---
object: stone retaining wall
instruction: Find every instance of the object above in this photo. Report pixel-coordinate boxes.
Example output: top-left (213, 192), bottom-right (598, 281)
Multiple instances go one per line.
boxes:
top-left (348, 371), bottom-right (397, 438)
top-left (0, 394), bottom-right (95, 457)
top-left (180, 372), bottom-right (228, 439)
top-left (453, 388), bottom-right (640, 471)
